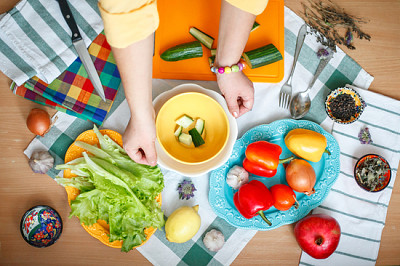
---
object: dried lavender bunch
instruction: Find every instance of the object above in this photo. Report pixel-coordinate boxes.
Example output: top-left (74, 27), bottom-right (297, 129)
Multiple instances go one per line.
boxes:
top-left (301, 0), bottom-right (371, 51)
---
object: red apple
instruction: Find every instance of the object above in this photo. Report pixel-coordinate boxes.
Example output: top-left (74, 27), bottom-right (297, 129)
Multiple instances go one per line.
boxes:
top-left (294, 214), bottom-right (341, 259)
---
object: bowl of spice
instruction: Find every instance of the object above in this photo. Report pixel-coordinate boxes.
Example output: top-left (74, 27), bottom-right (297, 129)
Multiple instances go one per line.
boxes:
top-left (325, 86), bottom-right (365, 124)
top-left (354, 154), bottom-right (391, 192)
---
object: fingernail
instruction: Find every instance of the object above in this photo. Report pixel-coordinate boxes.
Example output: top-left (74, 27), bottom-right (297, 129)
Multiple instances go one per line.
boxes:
top-left (233, 112), bottom-right (238, 117)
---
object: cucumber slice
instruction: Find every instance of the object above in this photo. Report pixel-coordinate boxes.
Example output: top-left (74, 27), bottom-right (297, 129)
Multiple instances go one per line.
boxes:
top-left (175, 115), bottom-right (194, 128)
top-left (178, 133), bottom-right (192, 146)
top-left (208, 56), bottom-right (215, 67)
top-left (174, 126), bottom-right (183, 137)
top-left (195, 118), bottom-right (205, 135)
top-left (243, 44), bottom-right (283, 69)
top-left (189, 27), bottom-right (214, 49)
top-left (189, 128), bottom-right (205, 147)
top-left (161, 41), bottom-right (203, 61)
top-left (251, 21), bottom-right (260, 32)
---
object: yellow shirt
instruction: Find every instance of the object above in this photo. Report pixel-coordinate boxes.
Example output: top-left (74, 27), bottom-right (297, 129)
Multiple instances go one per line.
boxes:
top-left (99, 0), bottom-right (269, 48)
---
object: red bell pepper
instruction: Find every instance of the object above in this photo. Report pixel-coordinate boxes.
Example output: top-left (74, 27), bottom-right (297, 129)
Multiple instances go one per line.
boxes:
top-left (243, 141), bottom-right (294, 177)
top-left (233, 180), bottom-right (274, 225)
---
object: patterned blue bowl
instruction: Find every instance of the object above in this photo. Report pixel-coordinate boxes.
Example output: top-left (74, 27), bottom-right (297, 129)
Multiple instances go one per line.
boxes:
top-left (20, 205), bottom-right (63, 248)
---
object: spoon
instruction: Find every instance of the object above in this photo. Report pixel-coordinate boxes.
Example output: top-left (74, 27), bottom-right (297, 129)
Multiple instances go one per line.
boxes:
top-left (290, 51), bottom-right (333, 119)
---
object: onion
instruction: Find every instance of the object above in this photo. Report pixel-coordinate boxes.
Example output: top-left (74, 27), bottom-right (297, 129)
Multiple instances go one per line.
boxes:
top-left (286, 159), bottom-right (316, 195)
top-left (26, 108), bottom-right (51, 136)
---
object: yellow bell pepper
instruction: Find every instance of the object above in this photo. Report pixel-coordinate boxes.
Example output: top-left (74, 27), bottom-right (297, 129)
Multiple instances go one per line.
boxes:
top-left (284, 128), bottom-right (329, 162)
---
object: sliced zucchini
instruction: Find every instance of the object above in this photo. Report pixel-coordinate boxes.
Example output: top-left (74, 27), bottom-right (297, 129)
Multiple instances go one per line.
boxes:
top-left (251, 21), bottom-right (260, 32)
top-left (178, 133), bottom-right (192, 146)
top-left (161, 41), bottom-right (203, 62)
top-left (194, 118), bottom-right (205, 135)
top-left (189, 27), bottom-right (214, 49)
top-left (175, 115), bottom-right (194, 128)
top-left (174, 126), bottom-right (183, 137)
top-left (208, 56), bottom-right (215, 67)
top-left (210, 49), bottom-right (217, 56)
top-left (242, 44), bottom-right (283, 69)
top-left (189, 128), bottom-right (205, 147)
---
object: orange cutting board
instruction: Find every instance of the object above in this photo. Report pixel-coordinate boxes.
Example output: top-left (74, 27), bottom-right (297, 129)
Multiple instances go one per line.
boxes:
top-left (153, 0), bottom-right (284, 83)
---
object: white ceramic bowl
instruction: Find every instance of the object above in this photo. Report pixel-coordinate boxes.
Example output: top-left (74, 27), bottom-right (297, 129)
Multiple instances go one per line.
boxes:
top-left (153, 83), bottom-right (238, 176)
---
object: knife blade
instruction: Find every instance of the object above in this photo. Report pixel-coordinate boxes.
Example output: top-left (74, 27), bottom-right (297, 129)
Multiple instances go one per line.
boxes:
top-left (57, 0), bottom-right (106, 102)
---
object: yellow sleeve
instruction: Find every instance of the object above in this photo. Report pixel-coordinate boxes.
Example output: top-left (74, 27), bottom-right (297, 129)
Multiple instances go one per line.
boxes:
top-left (98, 0), bottom-right (159, 48)
top-left (225, 0), bottom-right (269, 15)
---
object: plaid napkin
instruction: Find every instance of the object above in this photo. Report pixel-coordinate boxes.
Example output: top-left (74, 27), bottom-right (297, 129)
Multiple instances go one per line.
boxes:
top-left (10, 32), bottom-right (121, 125)
top-left (24, 6), bottom-right (378, 266)
top-left (299, 86), bottom-right (400, 266)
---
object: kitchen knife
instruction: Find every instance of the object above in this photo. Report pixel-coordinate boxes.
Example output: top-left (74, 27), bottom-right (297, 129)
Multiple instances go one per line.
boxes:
top-left (57, 0), bottom-right (106, 102)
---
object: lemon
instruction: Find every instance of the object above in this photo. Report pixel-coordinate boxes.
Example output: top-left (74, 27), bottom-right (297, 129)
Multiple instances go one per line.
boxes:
top-left (165, 205), bottom-right (201, 243)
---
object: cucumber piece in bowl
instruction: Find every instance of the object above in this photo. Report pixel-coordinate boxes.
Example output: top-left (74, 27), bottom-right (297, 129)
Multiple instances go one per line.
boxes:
top-left (189, 128), bottom-right (205, 147)
top-left (195, 118), bottom-right (205, 135)
top-left (174, 126), bottom-right (183, 137)
top-left (178, 133), bottom-right (193, 146)
top-left (175, 115), bottom-right (194, 128)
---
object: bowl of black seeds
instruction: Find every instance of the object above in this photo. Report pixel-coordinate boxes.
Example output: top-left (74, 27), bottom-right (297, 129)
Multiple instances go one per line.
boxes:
top-left (325, 86), bottom-right (365, 124)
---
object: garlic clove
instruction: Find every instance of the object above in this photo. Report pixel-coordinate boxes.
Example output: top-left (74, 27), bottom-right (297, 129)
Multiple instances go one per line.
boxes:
top-left (226, 165), bottom-right (249, 190)
top-left (203, 229), bottom-right (225, 252)
top-left (29, 151), bottom-right (54, 174)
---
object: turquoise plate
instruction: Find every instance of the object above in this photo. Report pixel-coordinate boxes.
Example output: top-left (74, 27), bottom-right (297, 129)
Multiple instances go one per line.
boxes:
top-left (209, 119), bottom-right (340, 230)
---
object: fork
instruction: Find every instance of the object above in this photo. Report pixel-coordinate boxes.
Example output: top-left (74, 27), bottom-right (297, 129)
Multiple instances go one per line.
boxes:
top-left (279, 24), bottom-right (308, 109)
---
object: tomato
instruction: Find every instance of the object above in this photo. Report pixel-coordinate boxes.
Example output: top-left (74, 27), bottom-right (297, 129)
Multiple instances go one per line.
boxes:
top-left (270, 184), bottom-right (299, 211)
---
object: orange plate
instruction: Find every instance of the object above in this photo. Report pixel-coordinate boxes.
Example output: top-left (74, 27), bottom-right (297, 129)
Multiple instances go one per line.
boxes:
top-left (153, 0), bottom-right (285, 82)
top-left (64, 129), bottom-right (161, 249)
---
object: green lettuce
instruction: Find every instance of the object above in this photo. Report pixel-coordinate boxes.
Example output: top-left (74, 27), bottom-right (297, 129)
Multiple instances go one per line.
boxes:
top-left (55, 125), bottom-right (165, 252)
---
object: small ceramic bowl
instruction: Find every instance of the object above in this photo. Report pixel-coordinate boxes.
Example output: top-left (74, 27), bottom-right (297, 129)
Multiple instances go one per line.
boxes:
top-left (354, 154), bottom-right (391, 192)
top-left (20, 205), bottom-right (63, 248)
top-left (325, 86), bottom-right (365, 124)
top-left (156, 91), bottom-right (230, 165)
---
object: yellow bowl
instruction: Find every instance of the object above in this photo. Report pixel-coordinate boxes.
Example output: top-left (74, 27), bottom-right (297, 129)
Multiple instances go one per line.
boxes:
top-left (156, 92), bottom-right (230, 165)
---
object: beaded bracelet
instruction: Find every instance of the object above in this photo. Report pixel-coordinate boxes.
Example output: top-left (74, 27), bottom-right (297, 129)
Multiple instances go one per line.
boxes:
top-left (210, 62), bottom-right (245, 74)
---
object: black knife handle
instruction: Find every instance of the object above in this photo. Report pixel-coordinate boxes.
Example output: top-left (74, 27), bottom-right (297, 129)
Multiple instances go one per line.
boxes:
top-left (57, 0), bottom-right (82, 42)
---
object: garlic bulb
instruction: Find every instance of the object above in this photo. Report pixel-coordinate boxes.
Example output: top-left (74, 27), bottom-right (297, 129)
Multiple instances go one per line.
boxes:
top-left (226, 165), bottom-right (249, 190)
top-left (29, 151), bottom-right (54, 174)
top-left (203, 229), bottom-right (225, 252)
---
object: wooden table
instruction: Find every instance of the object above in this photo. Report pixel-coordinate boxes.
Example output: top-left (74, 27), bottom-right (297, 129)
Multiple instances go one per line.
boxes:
top-left (0, 0), bottom-right (399, 264)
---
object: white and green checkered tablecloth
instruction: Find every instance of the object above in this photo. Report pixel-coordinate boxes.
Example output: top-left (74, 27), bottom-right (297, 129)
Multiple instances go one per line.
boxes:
top-left (25, 7), bottom-right (376, 266)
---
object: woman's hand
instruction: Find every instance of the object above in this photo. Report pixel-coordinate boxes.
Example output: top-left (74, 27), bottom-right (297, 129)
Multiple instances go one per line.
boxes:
top-left (217, 71), bottom-right (254, 118)
top-left (123, 111), bottom-right (157, 166)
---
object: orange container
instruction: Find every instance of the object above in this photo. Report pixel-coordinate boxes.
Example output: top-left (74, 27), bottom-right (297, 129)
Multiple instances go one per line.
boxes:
top-left (153, 0), bottom-right (284, 83)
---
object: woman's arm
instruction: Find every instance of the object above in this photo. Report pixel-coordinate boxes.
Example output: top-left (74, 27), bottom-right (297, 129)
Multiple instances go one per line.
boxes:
top-left (215, 0), bottom-right (267, 118)
top-left (99, 0), bottom-right (159, 166)
top-left (111, 34), bottom-right (157, 166)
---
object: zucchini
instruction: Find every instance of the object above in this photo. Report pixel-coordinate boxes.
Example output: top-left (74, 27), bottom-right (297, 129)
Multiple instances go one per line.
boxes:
top-left (161, 41), bottom-right (203, 61)
top-left (175, 115), bottom-right (194, 128)
top-left (210, 49), bottom-right (217, 56)
top-left (178, 133), bottom-right (192, 146)
top-left (242, 44), bottom-right (283, 69)
top-left (189, 27), bottom-right (214, 49)
top-left (189, 128), bottom-right (205, 147)
top-left (195, 118), bottom-right (205, 135)
top-left (174, 126), bottom-right (183, 137)
top-left (251, 21), bottom-right (260, 32)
